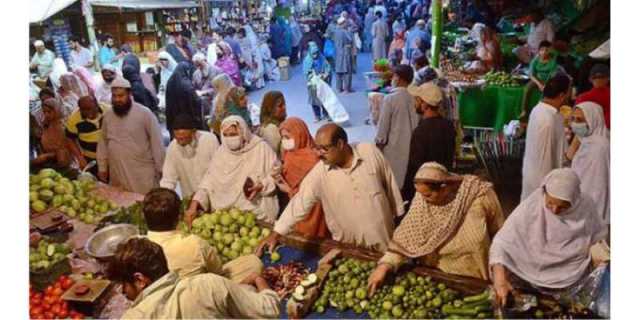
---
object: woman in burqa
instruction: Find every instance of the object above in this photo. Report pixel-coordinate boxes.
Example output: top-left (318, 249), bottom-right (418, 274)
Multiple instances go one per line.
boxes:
top-left (122, 64), bottom-right (160, 115)
top-left (165, 61), bottom-right (207, 138)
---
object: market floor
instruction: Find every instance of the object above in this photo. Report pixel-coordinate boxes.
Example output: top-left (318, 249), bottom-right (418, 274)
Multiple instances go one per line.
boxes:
top-left (247, 52), bottom-right (378, 143)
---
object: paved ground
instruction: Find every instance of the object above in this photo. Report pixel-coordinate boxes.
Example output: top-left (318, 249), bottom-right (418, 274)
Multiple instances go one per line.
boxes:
top-left (247, 52), bottom-right (378, 143)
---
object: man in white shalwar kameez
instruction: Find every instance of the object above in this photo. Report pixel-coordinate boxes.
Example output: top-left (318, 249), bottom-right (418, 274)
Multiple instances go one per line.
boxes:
top-left (185, 116), bottom-right (279, 224)
top-left (521, 75), bottom-right (570, 200)
top-left (375, 65), bottom-right (419, 188)
top-left (97, 77), bottom-right (165, 194)
top-left (372, 11), bottom-right (389, 62)
top-left (570, 101), bottom-right (610, 224)
top-left (257, 124), bottom-right (405, 253)
top-left (160, 115), bottom-right (220, 198)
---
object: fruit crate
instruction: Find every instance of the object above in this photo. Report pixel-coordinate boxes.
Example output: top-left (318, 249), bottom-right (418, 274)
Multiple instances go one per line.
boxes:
top-left (30, 258), bottom-right (72, 291)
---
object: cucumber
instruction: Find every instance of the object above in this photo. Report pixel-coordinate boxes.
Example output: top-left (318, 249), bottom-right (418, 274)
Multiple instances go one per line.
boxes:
top-left (463, 291), bottom-right (490, 303)
top-left (46, 244), bottom-right (55, 257)
top-left (442, 304), bottom-right (478, 316)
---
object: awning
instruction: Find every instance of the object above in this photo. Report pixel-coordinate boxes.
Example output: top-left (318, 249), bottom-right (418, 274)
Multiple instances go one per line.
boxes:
top-left (90, 0), bottom-right (199, 9)
top-left (30, 0), bottom-right (78, 24)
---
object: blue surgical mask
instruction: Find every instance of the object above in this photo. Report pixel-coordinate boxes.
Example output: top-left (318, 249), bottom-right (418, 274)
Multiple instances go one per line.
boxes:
top-left (570, 122), bottom-right (589, 137)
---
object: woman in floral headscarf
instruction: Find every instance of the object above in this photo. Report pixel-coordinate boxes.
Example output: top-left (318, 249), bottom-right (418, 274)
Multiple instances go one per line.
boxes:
top-left (368, 162), bottom-right (505, 295)
top-left (212, 86), bottom-right (251, 135)
top-left (215, 41), bottom-right (242, 86)
top-left (273, 117), bottom-right (330, 239)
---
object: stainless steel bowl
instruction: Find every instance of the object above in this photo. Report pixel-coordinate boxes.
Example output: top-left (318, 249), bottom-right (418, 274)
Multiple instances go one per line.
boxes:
top-left (85, 224), bottom-right (140, 259)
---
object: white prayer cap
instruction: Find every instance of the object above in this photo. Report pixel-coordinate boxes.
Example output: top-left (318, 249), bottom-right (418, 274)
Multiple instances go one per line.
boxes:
top-left (416, 19), bottom-right (426, 26)
top-left (337, 17), bottom-right (346, 25)
top-left (192, 52), bottom-right (206, 63)
top-left (33, 40), bottom-right (45, 47)
top-left (408, 82), bottom-right (443, 106)
top-left (111, 76), bottom-right (131, 89)
top-left (102, 64), bottom-right (117, 73)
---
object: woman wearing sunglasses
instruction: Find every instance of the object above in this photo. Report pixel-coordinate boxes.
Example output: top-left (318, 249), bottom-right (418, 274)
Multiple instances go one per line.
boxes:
top-left (368, 162), bottom-right (505, 296)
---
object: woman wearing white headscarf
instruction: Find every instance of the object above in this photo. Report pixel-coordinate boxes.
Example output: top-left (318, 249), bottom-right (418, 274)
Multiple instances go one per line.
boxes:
top-left (570, 102), bottom-right (610, 224)
top-left (185, 115), bottom-right (279, 225)
top-left (490, 168), bottom-right (608, 307)
top-left (49, 58), bottom-right (69, 92)
top-left (368, 162), bottom-right (504, 295)
top-left (210, 73), bottom-right (235, 130)
top-left (157, 51), bottom-right (177, 92)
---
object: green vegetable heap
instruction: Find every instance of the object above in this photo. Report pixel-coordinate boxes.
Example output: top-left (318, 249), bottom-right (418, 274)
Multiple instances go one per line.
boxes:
top-left (313, 258), bottom-right (494, 319)
top-left (29, 238), bottom-right (71, 272)
top-left (484, 71), bottom-right (519, 87)
top-left (96, 201), bottom-right (147, 234)
top-left (182, 208), bottom-right (272, 264)
top-left (29, 168), bottom-right (118, 224)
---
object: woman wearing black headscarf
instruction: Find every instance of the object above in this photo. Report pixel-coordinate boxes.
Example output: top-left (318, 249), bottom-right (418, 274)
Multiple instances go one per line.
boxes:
top-left (122, 65), bottom-right (159, 115)
top-left (165, 62), bottom-right (206, 139)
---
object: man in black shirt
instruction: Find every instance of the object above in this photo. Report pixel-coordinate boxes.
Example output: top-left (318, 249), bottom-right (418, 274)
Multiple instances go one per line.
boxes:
top-left (403, 82), bottom-right (456, 202)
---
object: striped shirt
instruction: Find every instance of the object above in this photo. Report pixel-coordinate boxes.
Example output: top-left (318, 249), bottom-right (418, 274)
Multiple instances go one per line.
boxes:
top-left (65, 104), bottom-right (107, 159)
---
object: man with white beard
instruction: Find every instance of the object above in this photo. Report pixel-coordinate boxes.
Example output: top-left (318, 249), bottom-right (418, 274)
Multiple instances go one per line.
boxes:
top-left (160, 115), bottom-right (220, 198)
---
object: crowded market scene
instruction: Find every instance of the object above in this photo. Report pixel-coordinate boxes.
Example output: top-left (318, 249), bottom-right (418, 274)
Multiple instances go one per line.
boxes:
top-left (23, 0), bottom-right (615, 318)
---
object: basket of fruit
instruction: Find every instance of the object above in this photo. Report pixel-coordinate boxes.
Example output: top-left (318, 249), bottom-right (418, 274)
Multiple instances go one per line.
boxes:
top-left (30, 239), bottom-right (72, 291)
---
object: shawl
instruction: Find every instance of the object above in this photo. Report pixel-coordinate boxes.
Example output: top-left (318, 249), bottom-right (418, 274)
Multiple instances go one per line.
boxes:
top-left (122, 65), bottom-right (159, 113)
top-left (158, 51), bottom-right (177, 89)
top-left (212, 73), bottom-right (235, 118)
top-left (389, 171), bottom-right (491, 258)
top-left (165, 62), bottom-right (205, 132)
top-left (279, 117), bottom-right (319, 191)
top-left (72, 66), bottom-right (96, 96)
top-left (215, 42), bottom-right (242, 86)
top-left (222, 87), bottom-right (252, 127)
top-left (489, 168), bottom-right (608, 288)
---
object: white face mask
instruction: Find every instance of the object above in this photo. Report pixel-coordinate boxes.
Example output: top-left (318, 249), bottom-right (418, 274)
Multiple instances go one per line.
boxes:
top-left (281, 138), bottom-right (295, 151)
top-left (224, 135), bottom-right (243, 150)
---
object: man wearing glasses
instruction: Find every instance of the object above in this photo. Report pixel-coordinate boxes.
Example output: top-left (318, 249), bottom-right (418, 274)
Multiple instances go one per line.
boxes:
top-left (257, 123), bottom-right (405, 253)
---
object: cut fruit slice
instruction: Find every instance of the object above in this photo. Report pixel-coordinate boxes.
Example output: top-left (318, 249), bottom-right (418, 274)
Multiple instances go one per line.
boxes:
top-left (292, 292), bottom-right (305, 302)
top-left (294, 285), bottom-right (305, 296)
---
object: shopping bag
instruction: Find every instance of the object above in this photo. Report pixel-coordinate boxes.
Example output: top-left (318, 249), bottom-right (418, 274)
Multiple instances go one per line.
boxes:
top-left (323, 39), bottom-right (335, 58)
top-left (312, 75), bottom-right (350, 124)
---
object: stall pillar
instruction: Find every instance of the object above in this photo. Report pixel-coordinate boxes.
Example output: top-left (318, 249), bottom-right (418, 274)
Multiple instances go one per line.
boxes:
top-left (430, 0), bottom-right (443, 68)
top-left (82, 0), bottom-right (100, 71)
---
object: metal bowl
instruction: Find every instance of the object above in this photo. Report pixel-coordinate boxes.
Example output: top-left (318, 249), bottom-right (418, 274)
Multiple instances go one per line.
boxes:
top-left (85, 224), bottom-right (140, 259)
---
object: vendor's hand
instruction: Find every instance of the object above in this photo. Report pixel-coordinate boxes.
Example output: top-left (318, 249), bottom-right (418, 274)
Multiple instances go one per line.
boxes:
top-left (275, 178), bottom-right (292, 194)
top-left (77, 158), bottom-right (88, 171)
top-left (184, 203), bottom-right (200, 230)
top-left (368, 263), bottom-right (392, 297)
top-left (98, 171), bottom-right (109, 183)
top-left (255, 231), bottom-right (281, 257)
top-left (247, 182), bottom-right (264, 201)
top-left (493, 275), bottom-right (513, 308)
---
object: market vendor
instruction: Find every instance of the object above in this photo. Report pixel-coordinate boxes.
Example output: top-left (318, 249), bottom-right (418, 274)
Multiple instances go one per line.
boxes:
top-left (144, 188), bottom-right (224, 278)
top-left (160, 114), bottom-right (220, 198)
top-left (257, 124), bottom-right (404, 253)
top-left (513, 9), bottom-right (555, 64)
top-left (185, 116), bottom-right (279, 225)
top-left (490, 168), bottom-right (608, 308)
top-left (368, 162), bottom-right (504, 295)
top-left (111, 238), bottom-right (280, 319)
top-left (467, 23), bottom-right (502, 73)
top-left (520, 40), bottom-right (559, 121)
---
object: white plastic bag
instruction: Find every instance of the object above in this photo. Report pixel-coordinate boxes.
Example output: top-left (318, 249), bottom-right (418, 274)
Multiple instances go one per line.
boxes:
top-left (249, 102), bottom-right (261, 126)
top-left (312, 75), bottom-right (350, 124)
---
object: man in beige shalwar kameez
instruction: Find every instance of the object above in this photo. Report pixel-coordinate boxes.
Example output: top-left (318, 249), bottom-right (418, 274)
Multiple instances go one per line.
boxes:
top-left (97, 77), bottom-right (165, 194)
top-left (257, 124), bottom-right (405, 254)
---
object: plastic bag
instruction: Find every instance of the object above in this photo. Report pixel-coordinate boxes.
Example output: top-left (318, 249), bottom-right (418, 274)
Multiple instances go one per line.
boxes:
top-left (323, 39), bottom-right (335, 58)
top-left (312, 75), bottom-right (350, 124)
top-left (249, 102), bottom-right (261, 126)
